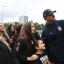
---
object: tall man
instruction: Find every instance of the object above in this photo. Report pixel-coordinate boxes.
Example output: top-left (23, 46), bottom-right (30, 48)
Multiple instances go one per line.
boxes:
top-left (41, 9), bottom-right (64, 64)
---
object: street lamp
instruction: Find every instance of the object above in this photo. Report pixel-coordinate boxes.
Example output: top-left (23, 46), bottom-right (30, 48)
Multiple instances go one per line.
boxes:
top-left (0, 5), bottom-right (6, 23)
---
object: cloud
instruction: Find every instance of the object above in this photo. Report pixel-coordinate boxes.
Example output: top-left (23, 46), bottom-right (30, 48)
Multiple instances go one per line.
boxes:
top-left (0, 0), bottom-right (64, 24)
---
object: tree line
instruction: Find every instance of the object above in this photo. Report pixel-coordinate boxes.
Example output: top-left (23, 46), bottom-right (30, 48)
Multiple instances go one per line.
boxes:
top-left (4, 22), bottom-right (45, 30)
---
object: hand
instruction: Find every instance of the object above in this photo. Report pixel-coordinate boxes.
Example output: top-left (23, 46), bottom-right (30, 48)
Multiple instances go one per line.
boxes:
top-left (46, 61), bottom-right (50, 64)
top-left (31, 54), bottom-right (38, 60)
top-left (27, 54), bottom-right (38, 61)
top-left (43, 60), bottom-right (50, 64)
top-left (9, 39), bottom-right (13, 44)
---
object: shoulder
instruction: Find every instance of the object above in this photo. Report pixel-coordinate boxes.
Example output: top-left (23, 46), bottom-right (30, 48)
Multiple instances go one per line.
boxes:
top-left (56, 20), bottom-right (64, 24)
top-left (17, 36), bottom-right (28, 43)
top-left (55, 20), bottom-right (64, 28)
top-left (14, 37), bottom-right (28, 49)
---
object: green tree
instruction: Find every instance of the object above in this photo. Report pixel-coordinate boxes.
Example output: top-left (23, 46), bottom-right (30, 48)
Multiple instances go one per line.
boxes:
top-left (40, 24), bottom-right (45, 30)
top-left (34, 22), bottom-right (45, 30)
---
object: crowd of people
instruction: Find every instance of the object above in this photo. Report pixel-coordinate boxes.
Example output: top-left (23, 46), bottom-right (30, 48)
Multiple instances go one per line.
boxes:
top-left (0, 9), bottom-right (64, 64)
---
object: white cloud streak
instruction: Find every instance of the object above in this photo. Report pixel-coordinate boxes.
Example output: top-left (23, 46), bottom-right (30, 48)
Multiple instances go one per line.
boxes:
top-left (0, 0), bottom-right (64, 24)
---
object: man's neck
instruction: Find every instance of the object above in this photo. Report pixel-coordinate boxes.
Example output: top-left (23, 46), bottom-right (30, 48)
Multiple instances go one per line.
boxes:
top-left (47, 20), bottom-right (55, 24)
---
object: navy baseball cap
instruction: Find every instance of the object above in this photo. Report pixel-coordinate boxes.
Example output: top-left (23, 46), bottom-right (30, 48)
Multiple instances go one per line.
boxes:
top-left (43, 9), bottom-right (56, 17)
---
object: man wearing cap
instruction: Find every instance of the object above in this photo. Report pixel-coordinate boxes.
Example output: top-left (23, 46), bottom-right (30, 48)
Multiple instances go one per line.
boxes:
top-left (41, 9), bottom-right (64, 64)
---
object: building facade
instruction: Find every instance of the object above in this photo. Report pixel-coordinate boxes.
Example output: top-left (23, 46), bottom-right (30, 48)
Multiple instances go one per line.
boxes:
top-left (19, 15), bottom-right (28, 24)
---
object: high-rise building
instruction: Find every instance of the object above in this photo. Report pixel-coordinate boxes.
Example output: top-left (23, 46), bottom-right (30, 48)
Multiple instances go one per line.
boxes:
top-left (19, 15), bottom-right (28, 24)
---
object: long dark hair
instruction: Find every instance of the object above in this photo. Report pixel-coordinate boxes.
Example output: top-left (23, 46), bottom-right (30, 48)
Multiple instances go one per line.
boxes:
top-left (7, 24), bottom-right (15, 38)
top-left (16, 24), bottom-right (23, 34)
top-left (19, 22), bottom-right (33, 40)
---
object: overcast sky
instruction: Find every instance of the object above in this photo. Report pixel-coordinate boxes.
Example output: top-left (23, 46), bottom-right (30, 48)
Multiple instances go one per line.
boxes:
top-left (0, 0), bottom-right (64, 24)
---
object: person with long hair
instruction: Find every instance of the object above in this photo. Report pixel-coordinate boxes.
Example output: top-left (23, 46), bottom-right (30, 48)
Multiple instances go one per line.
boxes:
top-left (13, 24), bottom-right (23, 43)
top-left (7, 24), bottom-right (16, 48)
top-left (0, 23), bottom-right (17, 64)
top-left (31, 23), bottom-right (40, 40)
top-left (14, 22), bottom-right (38, 64)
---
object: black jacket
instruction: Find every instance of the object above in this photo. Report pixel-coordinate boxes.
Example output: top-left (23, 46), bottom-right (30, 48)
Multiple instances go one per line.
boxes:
top-left (0, 41), bottom-right (15, 64)
top-left (14, 37), bottom-right (34, 64)
top-left (41, 20), bottom-right (64, 61)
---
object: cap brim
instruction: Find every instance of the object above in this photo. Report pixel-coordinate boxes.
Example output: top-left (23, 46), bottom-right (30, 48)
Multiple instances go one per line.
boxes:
top-left (53, 10), bottom-right (56, 13)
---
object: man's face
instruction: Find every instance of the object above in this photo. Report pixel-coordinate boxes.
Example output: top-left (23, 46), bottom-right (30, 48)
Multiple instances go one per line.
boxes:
top-left (45, 15), bottom-right (54, 22)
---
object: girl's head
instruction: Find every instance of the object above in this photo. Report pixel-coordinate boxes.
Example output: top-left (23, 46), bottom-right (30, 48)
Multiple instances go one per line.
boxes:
top-left (33, 40), bottom-right (45, 52)
top-left (8, 24), bottom-right (15, 32)
top-left (19, 22), bottom-right (33, 40)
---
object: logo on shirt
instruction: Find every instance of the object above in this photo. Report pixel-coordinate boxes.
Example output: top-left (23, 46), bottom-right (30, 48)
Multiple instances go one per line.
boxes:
top-left (57, 26), bottom-right (62, 31)
top-left (49, 32), bottom-right (53, 34)
top-left (40, 55), bottom-right (48, 63)
top-left (16, 42), bottom-right (20, 51)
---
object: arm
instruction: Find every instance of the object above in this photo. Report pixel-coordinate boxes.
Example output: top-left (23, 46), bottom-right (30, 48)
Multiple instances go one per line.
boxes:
top-left (43, 59), bottom-right (50, 64)
top-left (4, 30), bottom-right (13, 43)
top-left (27, 54), bottom-right (38, 61)
top-left (4, 30), bottom-right (10, 40)
top-left (15, 39), bottom-right (38, 61)
top-left (14, 39), bottom-right (29, 61)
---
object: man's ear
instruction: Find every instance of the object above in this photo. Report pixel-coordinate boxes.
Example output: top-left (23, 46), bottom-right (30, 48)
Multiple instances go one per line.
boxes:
top-left (44, 16), bottom-right (47, 20)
